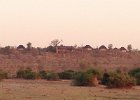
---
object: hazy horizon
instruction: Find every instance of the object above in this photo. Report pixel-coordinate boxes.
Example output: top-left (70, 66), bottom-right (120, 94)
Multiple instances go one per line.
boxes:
top-left (0, 0), bottom-right (140, 49)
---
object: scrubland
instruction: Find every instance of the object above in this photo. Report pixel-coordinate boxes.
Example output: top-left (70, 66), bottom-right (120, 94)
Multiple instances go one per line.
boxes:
top-left (0, 79), bottom-right (140, 100)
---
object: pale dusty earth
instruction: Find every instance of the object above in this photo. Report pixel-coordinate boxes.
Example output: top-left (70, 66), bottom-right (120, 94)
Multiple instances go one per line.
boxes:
top-left (0, 79), bottom-right (140, 100)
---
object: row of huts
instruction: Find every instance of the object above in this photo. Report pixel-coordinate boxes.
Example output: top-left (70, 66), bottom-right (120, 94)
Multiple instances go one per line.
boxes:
top-left (55, 45), bottom-right (127, 53)
top-left (16, 44), bottom-right (127, 53)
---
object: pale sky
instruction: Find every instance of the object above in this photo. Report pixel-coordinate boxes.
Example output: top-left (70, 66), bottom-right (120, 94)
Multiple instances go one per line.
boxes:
top-left (0, 0), bottom-right (140, 49)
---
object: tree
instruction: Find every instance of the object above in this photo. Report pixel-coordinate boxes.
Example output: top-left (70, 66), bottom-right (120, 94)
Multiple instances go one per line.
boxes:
top-left (3, 46), bottom-right (11, 55)
top-left (27, 42), bottom-right (32, 51)
top-left (127, 44), bottom-right (132, 51)
top-left (108, 44), bottom-right (113, 50)
top-left (74, 44), bottom-right (77, 48)
top-left (50, 39), bottom-right (62, 47)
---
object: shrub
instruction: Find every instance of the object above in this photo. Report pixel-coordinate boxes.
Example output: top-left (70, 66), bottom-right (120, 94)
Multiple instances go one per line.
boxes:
top-left (39, 71), bottom-right (47, 79)
top-left (102, 70), bottom-right (135, 86)
top-left (23, 72), bottom-right (36, 80)
top-left (17, 69), bottom-right (60, 80)
top-left (129, 68), bottom-right (140, 85)
top-left (72, 71), bottom-right (98, 86)
top-left (39, 71), bottom-right (60, 80)
top-left (86, 69), bottom-right (102, 80)
top-left (45, 72), bottom-right (59, 81)
top-left (102, 72), bottom-right (110, 85)
top-left (104, 72), bottom-right (136, 88)
top-left (135, 73), bottom-right (140, 85)
top-left (17, 70), bottom-right (25, 78)
top-left (58, 70), bottom-right (75, 79)
top-left (16, 68), bottom-right (37, 80)
top-left (129, 68), bottom-right (140, 76)
top-left (0, 71), bottom-right (8, 81)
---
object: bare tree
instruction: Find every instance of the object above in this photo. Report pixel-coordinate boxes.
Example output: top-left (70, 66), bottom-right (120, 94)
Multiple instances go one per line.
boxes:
top-left (50, 39), bottom-right (62, 47)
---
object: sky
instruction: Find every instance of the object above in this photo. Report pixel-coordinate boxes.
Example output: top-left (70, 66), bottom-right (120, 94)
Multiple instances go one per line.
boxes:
top-left (0, 0), bottom-right (140, 49)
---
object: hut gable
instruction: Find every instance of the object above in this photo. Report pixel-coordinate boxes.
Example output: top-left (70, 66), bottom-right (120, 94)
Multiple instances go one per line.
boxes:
top-left (113, 47), bottom-right (119, 51)
top-left (99, 45), bottom-right (107, 51)
top-left (120, 47), bottom-right (127, 52)
top-left (113, 48), bottom-right (118, 50)
top-left (17, 45), bottom-right (25, 50)
top-left (83, 45), bottom-right (93, 51)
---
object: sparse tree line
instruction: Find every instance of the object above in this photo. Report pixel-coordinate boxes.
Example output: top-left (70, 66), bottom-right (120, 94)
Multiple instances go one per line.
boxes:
top-left (0, 39), bottom-right (138, 55)
top-left (0, 67), bottom-right (140, 89)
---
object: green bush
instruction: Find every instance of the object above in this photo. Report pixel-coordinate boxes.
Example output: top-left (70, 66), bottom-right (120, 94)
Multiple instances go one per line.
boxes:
top-left (17, 70), bottom-right (25, 78)
top-left (102, 72), bottom-right (110, 85)
top-left (86, 69), bottom-right (102, 80)
top-left (23, 72), bottom-right (37, 80)
top-left (129, 68), bottom-right (140, 76)
top-left (135, 73), bottom-right (140, 85)
top-left (129, 68), bottom-right (140, 85)
top-left (104, 72), bottom-right (136, 88)
top-left (39, 71), bottom-right (47, 79)
top-left (58, 70), bottom-right (75, 79)
top-left (39, 71), bottom-right (60, 81)
top-left (0, 71), bottom-right (8, 81)
top-left (16, 68), bottom-right (37, 80)
top-left (72, 69), bottom-right (101, 86)
top-left (17, 69), bottom-right (59, 81)
top-left (45, 72), bottom-right (59, 81)
top-left (72, 71), bottom-right (98, 86)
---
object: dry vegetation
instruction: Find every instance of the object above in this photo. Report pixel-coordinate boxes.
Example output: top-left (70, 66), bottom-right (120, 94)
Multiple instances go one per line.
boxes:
top-left (0, 47), bottom-right (140, 100)
top-left (0, 50), bottom-right (140, 77)
top-left (1, 79), bottom-right (140, 100)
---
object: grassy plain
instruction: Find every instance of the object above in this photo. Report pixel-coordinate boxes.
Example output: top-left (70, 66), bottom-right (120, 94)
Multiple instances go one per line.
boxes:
top-left (0, 79), bottom-right (140, 100)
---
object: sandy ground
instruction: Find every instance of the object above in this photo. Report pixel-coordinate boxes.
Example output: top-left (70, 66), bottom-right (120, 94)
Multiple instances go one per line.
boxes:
top-left (0, 79), bottom-right (140, 100)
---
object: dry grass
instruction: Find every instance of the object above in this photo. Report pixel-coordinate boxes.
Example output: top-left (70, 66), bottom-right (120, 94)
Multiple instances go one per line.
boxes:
top-left (1, 51), bottom-right (140, 77)
top-left (0, 79), bottom-right (140, 100)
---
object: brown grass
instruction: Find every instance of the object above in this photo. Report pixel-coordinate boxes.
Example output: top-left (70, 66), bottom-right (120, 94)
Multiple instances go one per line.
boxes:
top-left (1, 51), bottom-right (140, 77)
top-left (0, 79), bottom-right (140, 100)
